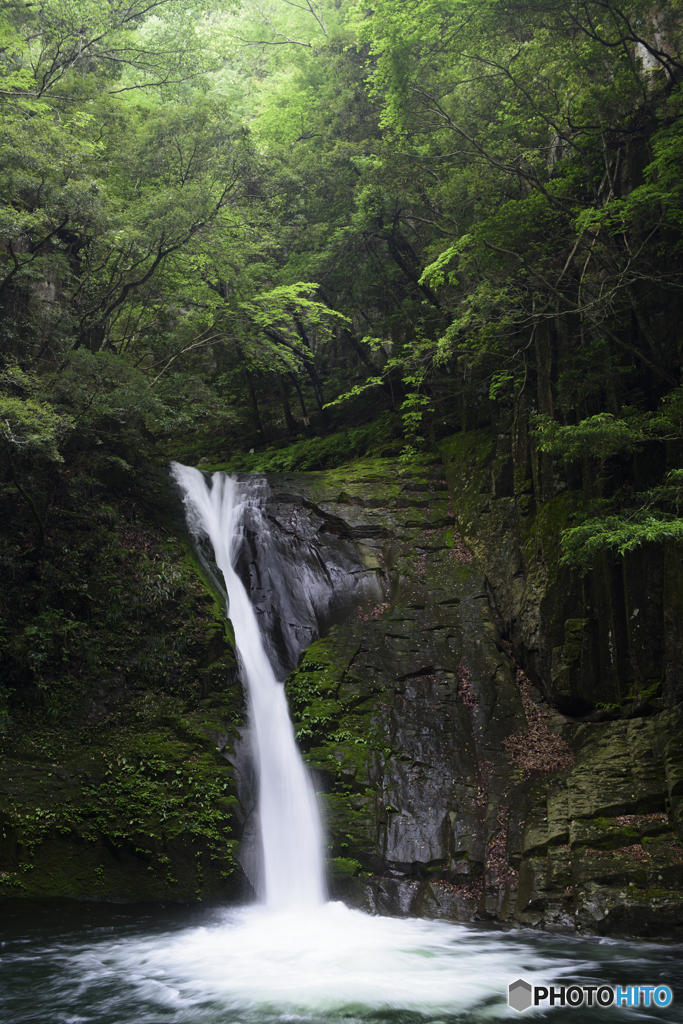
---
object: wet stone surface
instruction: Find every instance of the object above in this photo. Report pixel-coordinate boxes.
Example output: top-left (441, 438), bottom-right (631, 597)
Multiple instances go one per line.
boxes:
top-left (249, 455), bottom-right (683, 938)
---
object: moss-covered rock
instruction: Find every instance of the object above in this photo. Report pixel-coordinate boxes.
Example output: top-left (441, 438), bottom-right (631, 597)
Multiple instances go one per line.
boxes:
top-left (439, 426), bottom-right (683, 715)
top-left (277, 449), bottom-right (683, 937)
top-left (280, 454), bottom-right (530, 921)
top-left (0, 456), bottom-right (244, 901)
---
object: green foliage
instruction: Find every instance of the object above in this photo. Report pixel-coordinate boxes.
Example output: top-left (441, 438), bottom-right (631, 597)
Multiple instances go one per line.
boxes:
top-left (532, 413), bottom-right (646, 464)
top-left (533, 393), bottom-right (683, 567)
top-left (489, 371), bottom-right (518, 403)
top-left (239, 283), bottom-right (349, 334)
top-left (81, 748), bottom-right (234, 848)
top-left (151, 373), bottom-right (236, 445)
top-left (534, 386), bottom-right (683, 465)
top-left (52, 350), bottom-right (164, 427)
top-left (554, 463), bottom-right (683, 570)
top-left (328, 856), bottom-right (364, 878)
top-left (561, 514), bottom-right (683, 570)
top-left (0, 395), bottom-right (71, 462)
top-left (577, 93), bottom-right (683, 250)
top-left (0, 450), bottom-right (244, 897)
top-left (1, 0), bottom-right (683, 888)
top-left (223, 412), bottom-right (402, 471)
top-left (234, 283), bottom-right (350, 372)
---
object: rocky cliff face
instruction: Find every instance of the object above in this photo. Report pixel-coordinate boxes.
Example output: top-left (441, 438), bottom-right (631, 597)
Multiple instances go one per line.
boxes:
top-left (440, 423), bottom-right (683, 715)
top-left (267, 448), bottom-right (683, 939)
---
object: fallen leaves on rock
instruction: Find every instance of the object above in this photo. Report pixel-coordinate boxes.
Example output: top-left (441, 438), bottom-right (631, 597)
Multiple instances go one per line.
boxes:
top-left (501, 670), bottom-right (575, 778)
top-left (451, 530), bottom-right (473, 564)
top-left (583, 844), bottom-right (650, 863)
top-left (612, 813), bottom-right (668, 829)
top-left (457, 658), bottom-right (478, 708)
top-left (486, 811), bottom-right (518, 889)
top-left (434, 877), bottom-right (484, 901)
top-left (358, 602), bottom-right (390, 622)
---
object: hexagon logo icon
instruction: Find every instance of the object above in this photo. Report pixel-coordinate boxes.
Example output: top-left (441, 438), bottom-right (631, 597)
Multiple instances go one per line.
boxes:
top-left (509, 979), bottom-right (533, 1012)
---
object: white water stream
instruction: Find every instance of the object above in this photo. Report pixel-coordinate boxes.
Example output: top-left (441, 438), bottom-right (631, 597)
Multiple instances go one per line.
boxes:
top-left (163, 465), bottom-right (569, 1020)
top-left (171, 464), bottom-right (325, 909)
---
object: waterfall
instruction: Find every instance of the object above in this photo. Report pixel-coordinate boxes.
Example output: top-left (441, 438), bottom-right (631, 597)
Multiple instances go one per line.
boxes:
top-left (171, 464), bottom-right (326, 909)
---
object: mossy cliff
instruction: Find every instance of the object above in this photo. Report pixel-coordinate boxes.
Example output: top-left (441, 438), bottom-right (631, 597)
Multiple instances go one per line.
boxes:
top-left (0, 453), bottom-right (243, 902)
top-left (1, 432), bottom-right (682, 939)
top-left (439, 425), bottom-right (683, 715)
top-left (279, 445), bottom-right (683, 938)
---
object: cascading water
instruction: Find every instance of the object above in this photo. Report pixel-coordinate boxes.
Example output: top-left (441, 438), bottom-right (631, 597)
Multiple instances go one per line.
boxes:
top-left (171, 463), bottom-right (325, 909)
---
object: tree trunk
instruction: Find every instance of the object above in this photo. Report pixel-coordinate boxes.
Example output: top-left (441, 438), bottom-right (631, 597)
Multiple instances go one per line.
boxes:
top-left (534, 319), bottom-right (554, 501)
top-left (292, 317), bottom-right (328, 423)
top-left (289, 373), bottom-right (312, 434)
top-left (276, 369), bottom-right (298, 435)
top-left (236, 345), bottom-right (266, 442)
top-left (302, 355), bottom-right (327, 420)
top-left (343, 329), bottom-right (377, 374)
top-left (384, 231), bottom-right (444, 312)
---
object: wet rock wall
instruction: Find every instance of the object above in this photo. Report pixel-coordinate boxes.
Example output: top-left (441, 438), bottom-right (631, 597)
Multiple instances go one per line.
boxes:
top-left (273, 450), bottom-right (683, 938)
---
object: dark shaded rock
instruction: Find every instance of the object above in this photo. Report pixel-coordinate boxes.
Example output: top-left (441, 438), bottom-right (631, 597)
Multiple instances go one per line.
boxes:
top-left (277, 454), bottom-right (683, 938)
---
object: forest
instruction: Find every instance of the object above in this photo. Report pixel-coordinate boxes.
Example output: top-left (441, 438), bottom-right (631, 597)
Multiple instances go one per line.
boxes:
top-left (2, 0), bottom-right (683, 923)
top-left (3, 0), bottom-right (683, 540)
top-left (2, 0), bottom-right (683, 559)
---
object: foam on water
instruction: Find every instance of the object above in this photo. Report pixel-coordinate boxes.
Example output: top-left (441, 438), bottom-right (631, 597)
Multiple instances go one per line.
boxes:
top-left (3, 898), bottom-right (683, 1023)
top-left (62, 902), bottom-right (571, 1019)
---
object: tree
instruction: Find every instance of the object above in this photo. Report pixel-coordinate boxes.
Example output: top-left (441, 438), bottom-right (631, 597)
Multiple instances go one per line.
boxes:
top-left (0, 366), bottom-right (72, 556)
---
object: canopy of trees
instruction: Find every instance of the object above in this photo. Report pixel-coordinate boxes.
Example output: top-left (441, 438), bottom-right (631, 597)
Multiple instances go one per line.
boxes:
top-left (2, 0), bottom-right (683, 565)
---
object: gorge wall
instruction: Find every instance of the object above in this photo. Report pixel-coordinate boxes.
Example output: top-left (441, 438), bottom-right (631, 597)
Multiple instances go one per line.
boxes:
top-left (276, 449), bottom-right (683, 939)
top-left (1, 435), bottom-right (682, 939)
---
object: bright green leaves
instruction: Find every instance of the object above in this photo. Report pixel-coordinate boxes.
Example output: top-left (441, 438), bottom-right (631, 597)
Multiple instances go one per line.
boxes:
top-left (420, 244), bottom-right (462, 291)
top-left (0, 0), bottom-right (230, 102)
top-left (349, 0), bottom-right (680, 396)
top-left (532, 413), bottom-right (646, 465)
top-left (533, 395), bottom-right (683, 569)
top-left (0, 364), bottom-right (72, 463)
top-left (0, 102), bottom-right (103, 307)
top-left (534, 389), bottom-right (683, 467)
top-left (576, 93), bottom-right (683, 251)
top-left (489, 370), bottom-right (520, 403)
top-left (562, 513), bottom-right (683, 570)
top-left (237, 282), bottom-right (349, 364)
top-left (0, 3), bottom-right (42, 106)
top-left (0, 395), bottom-right (71, 463)
top-left (0, 73), bottom-right (259, 359)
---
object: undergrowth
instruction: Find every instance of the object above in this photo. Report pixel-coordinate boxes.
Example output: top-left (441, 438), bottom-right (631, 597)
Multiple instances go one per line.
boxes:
top-left (216, 412), bottom-right (403, 473)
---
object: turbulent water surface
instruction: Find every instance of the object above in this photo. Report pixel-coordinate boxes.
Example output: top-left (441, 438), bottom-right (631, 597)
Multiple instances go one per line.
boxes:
top-left (1, 898), bottom-right (682, 1023)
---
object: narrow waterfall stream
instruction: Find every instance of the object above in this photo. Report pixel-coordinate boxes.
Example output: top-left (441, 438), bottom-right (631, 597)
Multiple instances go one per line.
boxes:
top-left (170, 464), bottom-right (325, 909)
